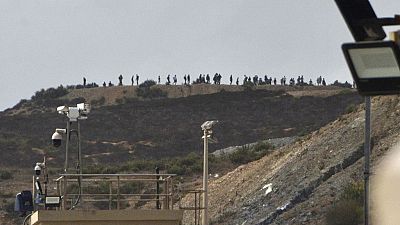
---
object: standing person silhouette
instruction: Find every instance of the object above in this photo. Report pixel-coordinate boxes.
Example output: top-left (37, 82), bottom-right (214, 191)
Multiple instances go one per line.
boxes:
top-left (158, 75), bottom-right (161, 84)
top-left (187, 74), bottom-right (191, 84)
top-left (230, 75), bottom-right (233, 85)
top-left (83, 77), bottom-right (86, 88)
top-left (184, 75), bottom-right (187, 85)
top-left (118, 74), bottom-right (123, 86)
top-left (136, 74), bottom-right (139, 85)
top-left (131, 76), bottom-right (134, 86)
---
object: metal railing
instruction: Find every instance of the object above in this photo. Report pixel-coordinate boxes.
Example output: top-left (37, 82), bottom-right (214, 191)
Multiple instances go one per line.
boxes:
top-left (178, 189), bottom-right (205, 225)
top-left (53, 173), bottom-right (176, 210)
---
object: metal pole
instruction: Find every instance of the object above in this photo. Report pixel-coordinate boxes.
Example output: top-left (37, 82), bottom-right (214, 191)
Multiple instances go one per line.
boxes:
top-left (77, 121), bottom-right (82, 175)
top-left (77, 121), bottom-right (83, 204)
top-left (117, 176), bottom-right (120, 210)
top-left (64, 121), bottom-right (71, 172)
top-left (364, 96), bottom-right (371, 225)
top-left (202, 129), bottom-right (209, 225)
top-left (156, 167), bottom-right (160, 209)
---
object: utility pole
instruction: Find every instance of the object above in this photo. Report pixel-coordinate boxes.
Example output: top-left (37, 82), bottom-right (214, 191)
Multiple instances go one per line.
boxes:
top-left (201, 120), bottom-right (218, 225)
top-left (202, 128), bottom-right (209, 225)
top-left (364, 96), bottom-right (371, 225)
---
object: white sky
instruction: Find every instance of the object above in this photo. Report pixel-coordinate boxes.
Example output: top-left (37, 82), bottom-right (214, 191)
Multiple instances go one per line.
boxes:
top-left (1, 0), bottom-right (399, 111)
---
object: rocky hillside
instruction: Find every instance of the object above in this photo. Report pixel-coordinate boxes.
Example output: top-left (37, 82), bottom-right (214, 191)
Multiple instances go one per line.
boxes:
top-left (179, 95), bottom-right (400, 224)
top-left (0, 85), bottom-right (361, 168)
top-left (0, 84), bottom-right (365, 225)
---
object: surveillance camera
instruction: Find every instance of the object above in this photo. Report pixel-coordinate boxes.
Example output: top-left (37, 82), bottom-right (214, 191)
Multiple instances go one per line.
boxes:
top-left (51, 131), bottom-right (62, 147)
top-left (201, 120), bottom-right (219, 130)
top-left (57, 105), bottom-right (69, 114)
top-left (34, 164), bottom-right (41, 176)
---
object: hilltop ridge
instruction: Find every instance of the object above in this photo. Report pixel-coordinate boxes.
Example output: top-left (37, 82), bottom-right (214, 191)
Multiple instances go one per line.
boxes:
top-left (0, 85), bottom-right (361, 168)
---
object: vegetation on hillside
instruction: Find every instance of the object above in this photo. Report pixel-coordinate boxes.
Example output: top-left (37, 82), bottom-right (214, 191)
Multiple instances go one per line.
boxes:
top-left (325, 181), bottom-right (364, 225)
top-left (136, 80), bottom-right (167, 99)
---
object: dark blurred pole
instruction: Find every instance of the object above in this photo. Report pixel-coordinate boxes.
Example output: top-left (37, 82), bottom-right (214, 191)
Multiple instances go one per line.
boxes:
top-left (156, 167), bottom-right (160, 209)
top-left (364, 96), bottom-right (371, 225)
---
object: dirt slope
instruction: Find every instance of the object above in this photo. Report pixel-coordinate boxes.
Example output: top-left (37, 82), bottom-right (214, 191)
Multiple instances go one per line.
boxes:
top-left (180, 95), bottom-right (400, 224)
top-left (61, 84), bottom-right (345, 107)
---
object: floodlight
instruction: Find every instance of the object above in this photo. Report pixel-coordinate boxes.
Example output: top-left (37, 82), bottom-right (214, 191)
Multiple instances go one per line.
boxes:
top-left (342, 41), bottom-right (400, 95)
top-left (335, 0), bottom-right (386, 41)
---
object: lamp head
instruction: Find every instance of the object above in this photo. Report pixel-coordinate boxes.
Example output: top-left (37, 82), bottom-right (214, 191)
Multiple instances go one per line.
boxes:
top-left (342, 41), bottom-right (400, 96)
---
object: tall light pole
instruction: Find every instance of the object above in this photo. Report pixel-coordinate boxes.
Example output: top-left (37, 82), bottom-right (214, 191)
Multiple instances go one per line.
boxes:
top-left (201, 120), bottom-right (218, 225)
top-left (364, 96), bottom-right (371, 225)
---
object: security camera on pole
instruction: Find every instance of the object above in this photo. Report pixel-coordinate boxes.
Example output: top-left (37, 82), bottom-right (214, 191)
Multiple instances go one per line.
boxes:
top-left (200, 120), bottom-right (218, 225)
top-left (52, 103), bottom-right (90, 173)
top-left (51, 103), bottom-right (90, 209)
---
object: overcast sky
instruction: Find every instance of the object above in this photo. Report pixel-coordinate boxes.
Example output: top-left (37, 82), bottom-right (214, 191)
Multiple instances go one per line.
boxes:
top-left (1, 0), bottom-right (399, 111)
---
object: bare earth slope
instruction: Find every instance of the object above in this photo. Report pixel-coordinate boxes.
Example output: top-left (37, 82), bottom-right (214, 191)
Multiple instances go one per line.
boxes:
top-left (181, 95), bottom-right (400, 225)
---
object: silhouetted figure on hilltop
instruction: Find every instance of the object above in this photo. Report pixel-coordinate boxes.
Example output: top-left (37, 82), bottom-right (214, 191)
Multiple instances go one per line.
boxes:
top-left (273, 78), bottom-right (277, 85)
top-left (103, 82), bottom-right (106, 87)
top-left (136, 74), bottom-right (139, 85)
top-left (230, 75), bottom-right (233, 85)
top-left (108, 81), bottom-right (113, 87)
top-left (206, 74), bottom-right (210, 84)
top-left (322, 78), bottom-right (326, 86)
top-left (184, 75), bottom-right (187, 85)
top-left (83, 77), bottom-right (86, 87)
top-left (317, 76), bottom-right (322, 86)
top-left (309, 79), bottom-right (313, 85)
top-left (131, 76), bottom-right (134, 86)
top-left (173, 75), bottom-right (177, 85)
top-left (167, 75), bottom-right (171, 85)
top-left (118, 74), bottom-right (123, 86)
top-left (158, 75), bottom-right (161, 84)
top-left (187, 74), bottom-right (191, 84)
top-left (236, 77), bottom-right (239, 85)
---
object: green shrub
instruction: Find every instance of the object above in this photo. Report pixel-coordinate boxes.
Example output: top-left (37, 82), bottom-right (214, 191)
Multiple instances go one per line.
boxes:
top-left (345, 104), bottom-right (357, 114)
top-left (31, 85), bottom-right (68, 101)
top-left (229, 146), bottom-right (257, 164)
top-left (325, 200), bottom-right (363, 225)
top-left (167, 164), bottom-right (186, 175)
top-left (0, 170), bottom-right (12, 180)
top-left (253, 141), bottom-right (273, 153)
top-left (325, 182), bottom-right (364, 225)
top-left (139, 80), bottom-right (157, 88)
top-left (229, 142), bottom-right (274, 165)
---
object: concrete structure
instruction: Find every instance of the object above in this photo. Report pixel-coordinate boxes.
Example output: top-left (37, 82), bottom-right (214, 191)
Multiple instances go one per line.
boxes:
top-left (30, 210), bottom-right (184, 225)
